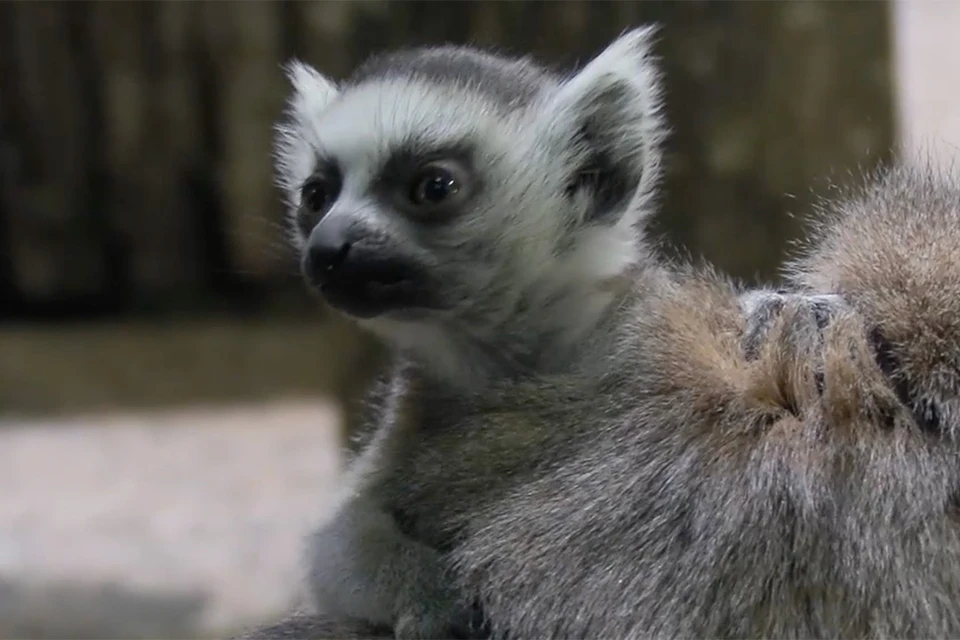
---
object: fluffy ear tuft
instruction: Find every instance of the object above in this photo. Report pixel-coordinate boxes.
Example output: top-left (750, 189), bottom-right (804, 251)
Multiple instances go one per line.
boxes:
top-left (273, 60), bottom-right (339, 233)
top-left (545, 26), bottom-right (667, 225)
top-left (283, 59), bottom-right (339, 122)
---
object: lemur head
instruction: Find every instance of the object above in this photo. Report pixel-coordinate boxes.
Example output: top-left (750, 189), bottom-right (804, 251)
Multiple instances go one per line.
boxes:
top-left (274, 27), bottom-right (666, 382)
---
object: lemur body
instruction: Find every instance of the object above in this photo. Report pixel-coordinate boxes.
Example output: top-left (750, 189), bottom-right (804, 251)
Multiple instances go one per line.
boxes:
top-left (240, 28), bottom-right (960, 640)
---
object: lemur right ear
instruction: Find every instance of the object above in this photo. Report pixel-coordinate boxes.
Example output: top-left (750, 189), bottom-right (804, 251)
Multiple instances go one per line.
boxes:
top-left (544, 27), bottom-right (667, 224)
top-left (273, 60), bottom-right (340, 223)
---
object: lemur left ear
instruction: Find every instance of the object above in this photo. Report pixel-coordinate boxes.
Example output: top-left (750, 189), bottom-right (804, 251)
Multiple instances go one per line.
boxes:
top-left (273, 60), bottom-right (340, 215)
top-left (545, 27), bottom-right (667, 224)
top-left (283, 60), bottom-right (339, 124)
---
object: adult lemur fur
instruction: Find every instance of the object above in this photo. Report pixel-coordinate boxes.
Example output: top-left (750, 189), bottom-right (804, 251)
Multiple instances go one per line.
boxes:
top-left (240, 27), bottom-right (960, 639)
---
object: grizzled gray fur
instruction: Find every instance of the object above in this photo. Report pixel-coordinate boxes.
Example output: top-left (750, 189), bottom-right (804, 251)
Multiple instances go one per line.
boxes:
top-left (236, 26), bottom-right (960, 640)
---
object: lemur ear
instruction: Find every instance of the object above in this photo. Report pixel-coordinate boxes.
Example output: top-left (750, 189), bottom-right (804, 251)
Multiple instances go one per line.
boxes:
top-left (273, 60), bottom-right (340, 214)
top-left (284, 60), bottom-right (339, 123)
top-left (546, 27), bottom-right (667, 224)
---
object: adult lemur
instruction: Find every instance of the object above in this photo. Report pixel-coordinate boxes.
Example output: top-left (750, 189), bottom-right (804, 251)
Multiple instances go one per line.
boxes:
top-left (241, 27), bottom-right (960, 639)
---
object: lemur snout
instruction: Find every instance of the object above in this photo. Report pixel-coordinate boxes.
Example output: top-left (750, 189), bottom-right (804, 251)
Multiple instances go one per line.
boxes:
top-left (302, 218), bottom-right (433, 319)
top-left (303, 220), bottom-right (394, 289)
top-left (305, 236), bottom-right (351, 287)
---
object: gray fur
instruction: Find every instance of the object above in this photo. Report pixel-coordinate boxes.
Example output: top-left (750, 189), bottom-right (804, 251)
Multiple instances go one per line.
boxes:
top-left (346, 46), bottom-right (555, 112)
top-left (242, 26), bottom-right (960, 640)
top-left (303, 493), bottom-right (473, 638)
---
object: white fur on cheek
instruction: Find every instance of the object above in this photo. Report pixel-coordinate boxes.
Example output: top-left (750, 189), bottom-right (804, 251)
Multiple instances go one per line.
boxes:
top-left (568, 226), bottom-right (639, 283)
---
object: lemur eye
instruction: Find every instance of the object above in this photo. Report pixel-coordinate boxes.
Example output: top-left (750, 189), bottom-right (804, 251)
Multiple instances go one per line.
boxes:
top-left (302, 178), bottom-right (333, 213)
top-left (408, 162), bottom-right (465, 209)
top-left (298, 174), bottom-right (340, 236)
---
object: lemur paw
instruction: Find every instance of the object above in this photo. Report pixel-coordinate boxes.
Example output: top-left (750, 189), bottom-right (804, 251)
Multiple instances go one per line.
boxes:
top-left (394, 600), bottom-right (487, 640)
top-left (448, 601), bottom-right (491, 639)
top-left (740, 290), bottom-right (847, 365)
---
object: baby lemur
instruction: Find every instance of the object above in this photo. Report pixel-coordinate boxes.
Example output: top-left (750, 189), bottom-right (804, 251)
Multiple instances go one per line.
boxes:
top-left (245, 27), bottom-right (960, 640)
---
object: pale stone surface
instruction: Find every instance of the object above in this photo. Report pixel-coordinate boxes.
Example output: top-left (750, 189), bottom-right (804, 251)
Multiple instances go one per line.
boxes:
top-left (0, 401), bottom-right (345, 637)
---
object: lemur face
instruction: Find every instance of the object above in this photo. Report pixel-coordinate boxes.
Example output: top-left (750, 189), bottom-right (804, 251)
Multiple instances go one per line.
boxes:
top-left (286, 72), bottom-right (545, 321)
top-left (275, 28), bottom-right (666, 332)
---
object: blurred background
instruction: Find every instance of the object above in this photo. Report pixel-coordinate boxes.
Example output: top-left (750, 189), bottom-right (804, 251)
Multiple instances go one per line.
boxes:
top-left (0, 0), bottom-right (957, 637)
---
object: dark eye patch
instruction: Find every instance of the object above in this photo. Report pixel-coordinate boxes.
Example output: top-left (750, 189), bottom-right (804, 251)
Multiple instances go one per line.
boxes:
top-left (295, 155), bottom-right (342, 236)
top-left (374, 139), bottom-right (481, 222)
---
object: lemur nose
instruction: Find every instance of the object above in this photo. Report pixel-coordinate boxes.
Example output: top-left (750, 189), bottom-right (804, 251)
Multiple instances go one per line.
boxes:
top-left (303, 217), bottom-right (356, 287)
top-left (305, 239), bottom-right (351, 286)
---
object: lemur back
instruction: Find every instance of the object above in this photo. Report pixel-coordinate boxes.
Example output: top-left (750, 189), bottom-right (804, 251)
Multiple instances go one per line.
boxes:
top-left (452, 161), bottom-right (960, 639)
